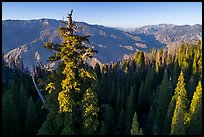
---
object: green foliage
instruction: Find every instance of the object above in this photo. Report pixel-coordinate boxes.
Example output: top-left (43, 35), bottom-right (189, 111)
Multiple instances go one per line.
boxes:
top-left (95, 63), bottom-right (101, 79)
top-left (125, 87), bottom-right (135, 134)
top-left (134, 51), bottom-right (145, 69)
top-left (19, 82), bottom-right (28, 108)
top-left (138, 128), bottom-right (144, 135)
top-left (130, 111), bottom-right (140, 135)
top-left (19, 82), bottom-right (29, 132)
top-left (99, 121), bottom-right (107, 135)
top-left (145, 93), bottom-right (158, 135)
top-left (170, 97), bottom-right (186, 135)
top-left (38, 112), bottom-right (59, 135)
top-left (82, 87), bottom-right (99, 134)
top-left (192, 57), bottom-right (197, 76)
top-left (44, 11), bottom-right (99, 134)
top-left (24, 97), bottom-right (40, 134)
top-left (172, 60), bottom-right (181, 89)
top-left (174, 71), bottom-right (188, 110)
top-left (61, 113), bottom-right (79, 135)
top-left (170, 71), bottom-right (189, 135)
top-left (187, 75), bottom-right (197, 102)
top-left (2, 22), bottom-right (202, 135)
top-left (162, 96), bottom-right (176, 135)
top-left (116, 88), bottom-right (125, 115)
top-left (116, 109), bottom-right (126, 135)
top-left (138, 67), bottom-right (155, 112)
top-left (187, 81), bottom-right (202, 135)
top-left (137, 81), bottom-right (145, 111)
top-left (101, 105), bottom-right (115, 134)
top-left (155, 70), bottom-right (171, 134)
top-left (2, 89), bottom-right (21, 135)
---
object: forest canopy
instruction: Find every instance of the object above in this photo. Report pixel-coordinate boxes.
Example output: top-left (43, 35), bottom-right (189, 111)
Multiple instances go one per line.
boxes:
top-left (2, 11), bottom-right (202, 135)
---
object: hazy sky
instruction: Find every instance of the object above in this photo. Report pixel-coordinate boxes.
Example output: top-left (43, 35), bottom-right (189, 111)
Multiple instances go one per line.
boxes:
top-left (2, 2), bottom-right (202, 28)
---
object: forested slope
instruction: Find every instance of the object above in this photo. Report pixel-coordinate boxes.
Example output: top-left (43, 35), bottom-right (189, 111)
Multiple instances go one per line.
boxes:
top-left (2, 11), bottom-right (202, 135)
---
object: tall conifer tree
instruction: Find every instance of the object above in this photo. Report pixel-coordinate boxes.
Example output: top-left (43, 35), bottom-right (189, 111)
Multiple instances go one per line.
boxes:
top-left (187, 81), bottom-right (202, 135)
top-left (44, 10), bottom-right (99, 134)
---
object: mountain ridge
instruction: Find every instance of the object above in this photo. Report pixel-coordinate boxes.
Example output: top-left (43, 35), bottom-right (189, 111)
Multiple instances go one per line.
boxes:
top-left (2, 19), bottom-right (202, 71)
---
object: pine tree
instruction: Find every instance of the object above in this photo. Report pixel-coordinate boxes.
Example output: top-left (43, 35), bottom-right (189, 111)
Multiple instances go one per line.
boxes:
top-left (24, 97), bottom-right (40, 134)
top-left (19, 82), bottom-right (29, 132)
top-left (53, 112), bottom-right (65, 134)
top-left (38, 111), bottom-right (65, 135)
top-left (125, 87), bottom-right (135, 134)
top-left (170, 97), bottom-right (186, 135)
top-left (138, 67), bottom-right (155, 113)
top-left (134, 51), bottom-right (146, 83)
top-left (172, 60), bottom-right (180, 89)
top-left (138, 128), bottom-right (144, 135)
top-left (187, 81), bottom-right (202, 135)
top-left (8, 74), bottom-right (21, 112)
top-left (115, 89), bottom-right (122, 115)
top-left (102, 105), bottom-right (115, 134)
top-left (101, 64), bottom-right (109, 104)
top-left (145, 94), bottom-right (158, 135)
top-left (187, 75), bottom-right (197, 102)
top-left (44, 10), bottom-right (99, 134)
top-left (136, 52), bottom-right (145, 69)
top-left (109, 80), bottom-right (116, 108)
top-left (174, 71), bottom-right (188, 111)
top-left (192, 57), bottom-right (197, 77)
top-left (38, 112), bottom-right (58, 135)
top-left (94, 63), bottom-right (101, 79)
top-left (155, 49), bottom-right (163, 73)
top-left (155, 70), bottom-right (171, 134)
top-left (170, 71), bottom-right (189, 135)
top-left (162, 96), bottom-right (176, 135)
top-left (2, 89), bottom-right (21, 135)
top-left (130, 111), bottom-right (140, 135)
top-left (137, 81), bottom-right (145, 111)
top-left (134, 52), bottom-right (140, 64)
top-left (99, 121), bottom-right (107, 135)
top-left (197, 50), bottom-right (202, 79)
top-left (116, 109), bottom-right (126, 135)
top-left (116, 87), bottom-right (125, 115)
top-left (61, 113), bottom-right (79, 135)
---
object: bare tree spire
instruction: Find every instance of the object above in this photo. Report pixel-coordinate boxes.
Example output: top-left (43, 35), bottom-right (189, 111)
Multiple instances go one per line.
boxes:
top-left (66, 9), bottom-right (74, 36)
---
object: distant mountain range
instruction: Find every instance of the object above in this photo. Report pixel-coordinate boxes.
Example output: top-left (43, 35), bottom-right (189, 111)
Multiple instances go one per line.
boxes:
top-left (2, 19), bottom-right (202, 71)
top-left (129, 24), bottom-right (202, 46)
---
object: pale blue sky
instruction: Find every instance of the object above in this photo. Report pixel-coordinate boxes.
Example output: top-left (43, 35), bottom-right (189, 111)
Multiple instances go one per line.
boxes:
top-left (2, 2), bottom-right (202, 28)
